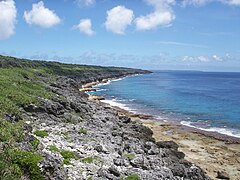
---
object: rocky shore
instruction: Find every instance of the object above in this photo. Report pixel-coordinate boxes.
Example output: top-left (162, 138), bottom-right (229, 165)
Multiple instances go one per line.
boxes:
top-left (0, 56), bottom-right (210, 179)
top-left (98, 96), bottom-right (240, 180)
top-left (21, 71), bottom-right (211, 180)
top-left (138, 119), bottom-right (240, 180)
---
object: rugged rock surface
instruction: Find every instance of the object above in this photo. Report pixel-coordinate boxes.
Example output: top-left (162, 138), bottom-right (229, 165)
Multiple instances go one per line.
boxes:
top-left (21, 70), bottom-right (210, 180)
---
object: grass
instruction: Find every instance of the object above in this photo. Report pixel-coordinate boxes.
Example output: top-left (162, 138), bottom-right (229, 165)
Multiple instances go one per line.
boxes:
top-left (79, 128), bottom-right (87, 135)
top-left (0, 118), bottom-right (24, 142)
top-left (0, 55), bottom-right (132, 76)
top-left (0, 68), bottom-right (52, 118)
top-left (124, 153), bottom-right (136, 160)
top-left (48, 145), bottom-right (79, 165)
top-left (49, 145), bottom-right (59, 152)
top-left (60, 150), bottom-right (78, 165)
top-left (30, 138), bottom-right (40, 150)
top-left (125, 174), bottom-right (140, 180)
top-left (87, 176), bottom-right (93, 180)
top-left (0, 118), bottom-right (44, 180)
top-left (34, 130), bottom-right (48, 138)
top-left (10, 149), bottom-right (44, 180)
top-left (81, 156), bottom-right (96, 164)
top-left (0, 148), bottom-right (44, 180)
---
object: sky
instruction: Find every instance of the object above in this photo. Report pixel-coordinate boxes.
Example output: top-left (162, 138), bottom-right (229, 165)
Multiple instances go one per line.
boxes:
top-left (0, 0), bottom-right (240, 71)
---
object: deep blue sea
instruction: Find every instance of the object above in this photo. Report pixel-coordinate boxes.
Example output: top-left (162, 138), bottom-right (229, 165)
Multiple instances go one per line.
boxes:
top-left (90, 71), bottom-right (240, 138)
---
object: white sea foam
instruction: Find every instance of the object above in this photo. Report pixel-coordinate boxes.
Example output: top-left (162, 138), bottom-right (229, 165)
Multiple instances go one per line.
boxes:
top-left (111, 77), bottom-right (126, 82)
top-left (96, 89), bottom-right (107, 92)
top-left (181, 121), bottom-right (240, 138)
top-left (93, 78), bottom-right (122, 88)
top-left (101, 99), bottom-right (136, 113)
top-left (93, 81), bottom-right (111, 87)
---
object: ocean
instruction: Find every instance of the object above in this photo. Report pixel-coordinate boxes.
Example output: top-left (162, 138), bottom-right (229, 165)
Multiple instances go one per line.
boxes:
top-left (89, 70), bottom-right (240, 138)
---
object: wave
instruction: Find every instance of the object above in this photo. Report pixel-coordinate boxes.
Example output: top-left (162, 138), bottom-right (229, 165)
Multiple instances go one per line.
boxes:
top-left (96, 89), bottom-right (107, 92)
top-left (93, 81), bottom-right (111, 87)
top-left (93, 77), bottom-right (126, 88)
top-left (100, 96), bottom-right (240, 139)
top-left (101, 99), bottom-right (136, 113)
top-left (181, 121), bottom-right (240, 138)
top-left (111, 77), bottom-right (126, 82)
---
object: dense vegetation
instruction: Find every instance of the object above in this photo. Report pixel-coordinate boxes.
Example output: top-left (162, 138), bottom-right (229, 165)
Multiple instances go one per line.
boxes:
top-left (0, 55), bottom-right (132, 76)
top-left (0, 55), bottom-right (133, 179)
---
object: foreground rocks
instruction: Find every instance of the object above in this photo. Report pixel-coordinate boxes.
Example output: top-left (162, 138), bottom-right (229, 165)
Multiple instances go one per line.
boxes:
top-left (217, 171), bottom-right (230, 179)
top-left (22, 72), bottom-right (210, 180)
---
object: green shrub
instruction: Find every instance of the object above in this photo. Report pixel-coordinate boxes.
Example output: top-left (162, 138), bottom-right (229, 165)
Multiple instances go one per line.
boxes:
top-left (0, 68), bottom-right (52, 117)
top-left (30, 138), bottom-right (40, 150)
top-left (0, 150), bottom-right (22, 180)
top-left (10, 149), bottom-right (44, 180)
top-left (60, 150), bottom-right (77, 159)
top-left (124, 153), bottom-right (135, 160)
top-left (0, 148), bottom-right (44, 180)
top-left (125, 174), bottom-right (140, 180)
top-left (49, 145), bottom-right (60, 152)
top-left (34, 130), bottom-right (48, 138)
top-left (0, 118), bottom-right (24, 142)
top-left (60, 150), bottom-right (78, 165)
top-left (79, 128), bottom-right (87, 135)
top-left (48, 145), bottom-right (78, 165)
top-left (87, 176), bottom-right (93, 180)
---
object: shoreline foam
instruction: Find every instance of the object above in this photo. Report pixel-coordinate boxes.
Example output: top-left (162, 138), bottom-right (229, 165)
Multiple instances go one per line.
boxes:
top-left (181, 120), bottom-right (240, 139)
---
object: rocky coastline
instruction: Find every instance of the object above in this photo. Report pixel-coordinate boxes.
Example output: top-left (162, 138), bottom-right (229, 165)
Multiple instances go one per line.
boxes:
top-left (85, 77), bottom-right (240, 180)
top-left (0, 56), bottom-right (210, 179)
top-left (23, 71), bottom-right (211, 180)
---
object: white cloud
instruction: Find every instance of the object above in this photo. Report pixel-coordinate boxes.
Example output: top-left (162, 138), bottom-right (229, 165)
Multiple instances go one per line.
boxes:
top-left (75, 0), bottom-right (95, 7)
top-left (223, 0), bottom-right (240, 5)
top-left (182, 54), bottom-right (228, 62)
top-left (181, 0), bottom-right (211, 6)
top-left (74, 19), bottom-right (95, 36)
top-left (0, 0), bottom-right (17, 40)
top-left (105, 6), bottom-right (134, 34)
top-left (212, 55), bottom-right (223, 61)
top-left (135, 0), bottom-right (176, 31)
top-left (182, 0), bottom-right (240, 6)
top-left (24, 1), bottom-right (61, 28)
top-left (156, 41), bottom-right (208, 48)
top-left (183, 56), bottom-right (210, 62)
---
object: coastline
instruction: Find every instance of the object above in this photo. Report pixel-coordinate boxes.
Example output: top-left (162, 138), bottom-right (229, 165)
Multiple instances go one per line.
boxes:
top-left (1, 56), bottom-right (211, 179)
top-left (84, 76), bottom-right (240, 180)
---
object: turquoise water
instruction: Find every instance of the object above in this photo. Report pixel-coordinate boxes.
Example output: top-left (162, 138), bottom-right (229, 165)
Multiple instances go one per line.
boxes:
top-left (90, 71), bottom-right (240, 138)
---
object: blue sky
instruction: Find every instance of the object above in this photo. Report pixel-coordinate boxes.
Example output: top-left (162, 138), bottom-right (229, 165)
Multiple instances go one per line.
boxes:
top-left (0, 0), bottom-right (240, 71)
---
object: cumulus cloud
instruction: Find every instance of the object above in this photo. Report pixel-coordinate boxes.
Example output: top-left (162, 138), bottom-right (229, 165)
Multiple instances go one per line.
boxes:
top-left (75, 0), bottom-right (95, 7)
top-left (74, 19), bottom-right (95, 36)
top-left (182, 0), bottom-right (240, 6)
top-left (135, 0), bottom-right (176, 31)
top-left (105, 6), bottom-right (134, 34)
top-left (0, 0), bottom-right (17, 40)
top-left (24, 1), bottom-right (61, 28)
